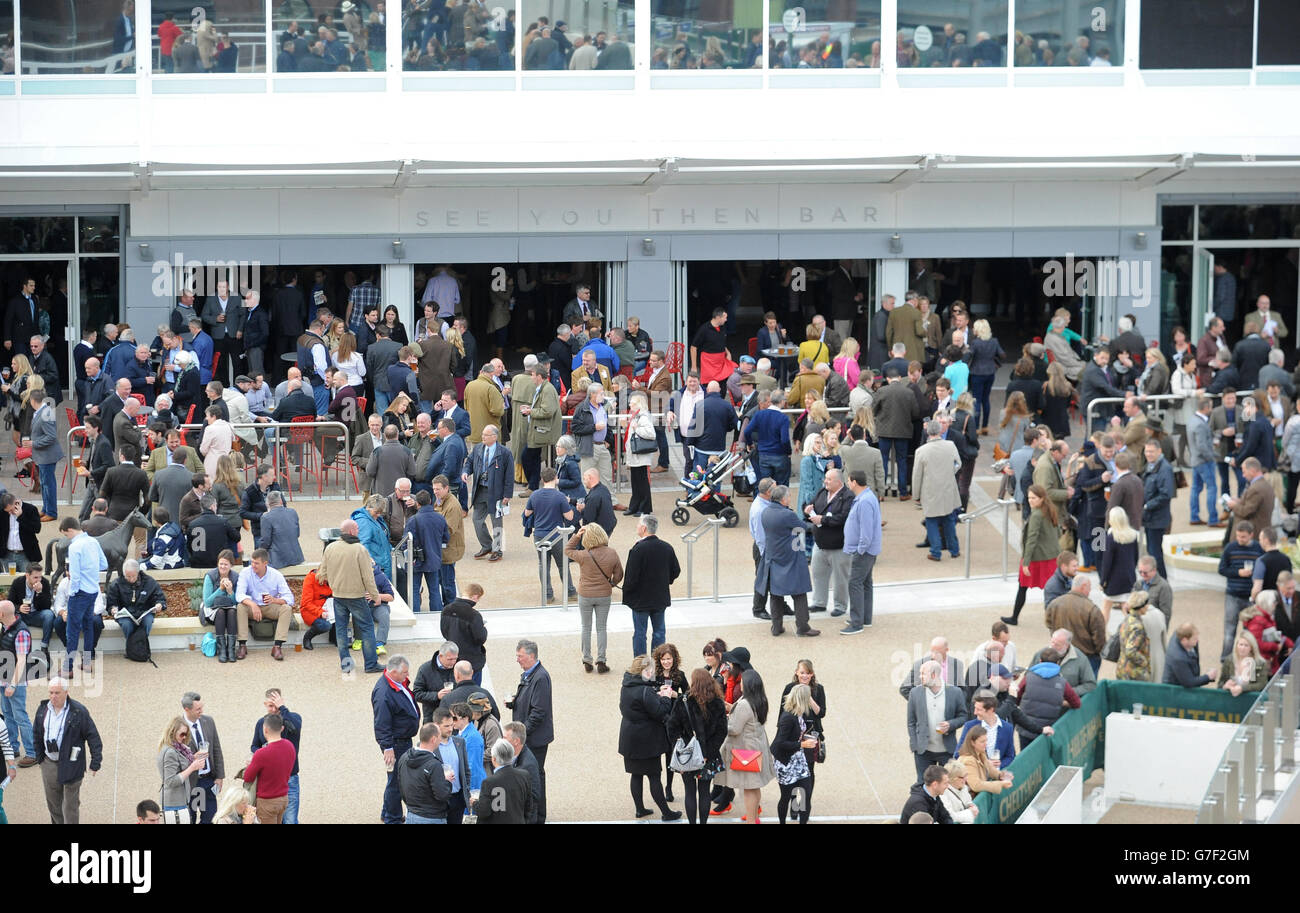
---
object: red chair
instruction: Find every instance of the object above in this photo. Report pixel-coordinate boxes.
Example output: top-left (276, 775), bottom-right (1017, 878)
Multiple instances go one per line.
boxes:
top-left (177, 403), bottom-right (197, 446)
top-left (211, 353), bottom-right (221, 383)
top-left (665, 341), bottom-right (685, 377)
top-left (286, 415), bottom-right (321, 495)
top-left (748, 337), bottom-right (758, 359)
top-left (617, 365), bottom-right (635, 381)
top-left (62, 407), bottom-right (88, 494)
top-left (129, 393), bottom-right (149, 426)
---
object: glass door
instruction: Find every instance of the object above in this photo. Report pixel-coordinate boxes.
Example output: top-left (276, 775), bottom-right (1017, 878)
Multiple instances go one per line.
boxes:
top-left (1191, 247), bottom-right (1215, 336)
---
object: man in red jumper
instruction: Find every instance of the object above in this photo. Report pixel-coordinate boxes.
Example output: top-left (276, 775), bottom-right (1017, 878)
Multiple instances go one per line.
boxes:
top-left (243, 712), bottom-right (296, 824)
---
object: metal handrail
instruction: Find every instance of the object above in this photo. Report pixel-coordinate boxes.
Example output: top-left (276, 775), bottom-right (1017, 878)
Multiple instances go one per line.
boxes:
top-left (390, 531), bottom-right (416, 612)
top-left (680, 516), bottom-right (725, 601)
top-left (179, 419), bottom-right (356, 500)
top-left (957, 497), bottom-right (1016, 580)
top-left (1082, 390), bottom-right (1252, 433)
top-left (534, 525), bottom-right (575, 608)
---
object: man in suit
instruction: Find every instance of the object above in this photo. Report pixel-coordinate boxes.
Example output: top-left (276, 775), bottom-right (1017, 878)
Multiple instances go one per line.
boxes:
top-left (621, 514), bottom-right (681, 657)
top-left (111, 398), bottom-right (143, 459)
top-left (905, 660), bottom-right (968, 784)
top-left (352, 414), bottom-right (385, 487)
top-left (839, 425), bottom-right (885, 494)
top-left (34, 676), bottom-right (103, 824)
top-left (432, 389), bottom-right (472, 440)
top-left (426, 418), bottom-right (469, 510)
top-left (900, 636), bottom-right (966, 700)
top-left (73, 328), bottom-right (98, 382)
top-left (1141, 440), bottom-right (1175, 578)
top-left (240, 290), bottom-right (271, 379)
top-left (506, 639), bottom-right (553, 823)
top-left (1163, 624), bottom-right (1214, 688)
top-left (366, 425), bottom-right (418, 502)
top-left (757, 485), bottom-right (820, 637)
top-left (1227, 457), bottom-right (1274, 541)
top-left (1107, 451), bottom-right (1144, 532)
top-left (75, 357), bottom-right (110, 424)
top-left (201, 278), bottom-right (243, 387)
top-left (1210, 388), bottom-right (1245, 497)
top-left (913, 420), bottom-right (961, 562)
top-left (179, 692), bottom-right (224, 825)
top-left (5, 277), bottom-right (39, 361)
top-left (886, 293), bottom-right (925, 365)
top-left (187, 317), bottom-right (214, 386)
top-left (463, 365), bottom-right (504, 445)
top-left (594, 36), bottom-right (632, 69)
top-left (475, 738), bottom-right (535, 824)
top-left (810, 313), bottom-right (842, 359)
top-left (372, 654), bottom-right (422, 824)
top-left (561, 283), bottom-right (596, 326)
top-left (633, 349), bottom-right (674, 472)
top-left (570, 348), bottom-right (612, 393)
top-left (365, 325), bottom-right (402, 413)
top-left (428, 707), bottom-right (472, 823)
top-left (578, 467), bottom-right (617, 536)
top-left (462, 424), bottom-right (513, 562)
top-left (1196, 316), bottom-right (1229, 388)
top-left (1250, 294), bottom-right (1289, 347)
top-left (1232, 319), bottom-right (1271, 391)
top-left (0, 492), bottom-right (43, 573)
top-left (503, 721), bottom-right (542, 824)
top-left (272, 271), bottom-right (307, 380)
top-left (806, 467), bottom-right (854, 617)
top-left (257, 491), bottom-right (303, 568)
top-left (827, 262), bottom-right (863, 342)
top-left (416, 334), bottom-right (456, 411)
top-left (28, 337), bottom-right (60, 405)
top-left (518, 363), bottom-right (561, 492)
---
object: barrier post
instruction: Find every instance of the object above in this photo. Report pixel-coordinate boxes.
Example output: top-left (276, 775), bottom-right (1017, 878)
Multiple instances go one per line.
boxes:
top-left (1237, 732), bottom-right (1258, 823)
top-left (709, 516), bottom-right (725, 603)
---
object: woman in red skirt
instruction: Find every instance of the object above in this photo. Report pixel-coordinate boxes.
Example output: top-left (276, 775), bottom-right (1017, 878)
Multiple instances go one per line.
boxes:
top-left (1002, 484), bottom-right (1062, 626)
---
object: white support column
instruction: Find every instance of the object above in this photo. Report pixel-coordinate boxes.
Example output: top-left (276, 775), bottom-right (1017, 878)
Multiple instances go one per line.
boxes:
top-left (880, 258), bottom-right (908, 302)
top-left (382, 263), bottom-right (415, 337)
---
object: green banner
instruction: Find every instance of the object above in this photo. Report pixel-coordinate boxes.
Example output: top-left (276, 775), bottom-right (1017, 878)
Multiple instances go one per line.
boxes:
top-left (975, 680), bottom-right (1256, 823)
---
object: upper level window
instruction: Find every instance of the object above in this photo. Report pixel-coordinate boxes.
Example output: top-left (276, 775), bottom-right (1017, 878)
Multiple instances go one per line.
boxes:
top-left (651, 0), bottom-right (764, 69)
top-left (0, 2), bottom-right (13, 74)
top-left (896, 0), bottom-right (1006, 68)
top-left (1140, 0), bottom-right (1252, 69)
top-left (21, 0), bottom-right (134, 75)
top-left (400, 0), bottom-right (516, 70)
top-left (519, 0), bottom-right (632, 70)
top-left (767, 0), bottom-right (880, 68)
top-left (1013, 0), bottom-right (1122, 67)
top-left (152, 1), bottom-right (267, 73)
top-left (274, 0), bottom-right (381, 71)
top-left (1256, 0), bottom-right (1300, 66)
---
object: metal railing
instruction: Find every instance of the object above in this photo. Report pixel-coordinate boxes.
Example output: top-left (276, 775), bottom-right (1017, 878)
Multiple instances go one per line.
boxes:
top-left (178, 419), bottom-right (356, 500)
top-left (957, 498), bottom-right (1017, 580)
top-left (680, 516), bottom-right (725, 601)
top-left (1081, 391), bottom-right (1253, 434)
top-left (391, 531), bottom-right (416, 612)
top-left (1196, 663), bottom-right (1298, 824)
top-left (534, 525), bottom-right (575, 608)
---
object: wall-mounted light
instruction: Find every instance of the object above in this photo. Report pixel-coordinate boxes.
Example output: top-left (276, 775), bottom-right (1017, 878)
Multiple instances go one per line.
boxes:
top-left (641, 238), bottom-right (655, 256)
top-left (1134, 231), bottom-right (1148, 250)
top-left (137, 242), bottom-right (151, 260)
top-left (889, 233), bottom-right (903, 254)
top-left (391, 239), bottom-right (405, 259)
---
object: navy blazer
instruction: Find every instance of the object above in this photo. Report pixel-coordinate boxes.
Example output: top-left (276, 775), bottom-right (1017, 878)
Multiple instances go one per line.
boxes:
top-left (756, 325), bottom-right (788, 353)
top-left (463, 442), bottom-right (514, 506)
top-left (407, 505), bottom-right (450, 572)
top-left (1233, 416), bottom-right (1276, 470)
top-left (1141, 457), bottom-right (1175, 530)
top-left (434, 406), bottom-right (471, 440)
top-left (581, 482), bottom-right (617, 535)
top-left (956, 716), bottom-right (1016, 765)
top-left (371, 674), bottom-right (421, 751)
top-left (425, 433), bottom-right (467, 487)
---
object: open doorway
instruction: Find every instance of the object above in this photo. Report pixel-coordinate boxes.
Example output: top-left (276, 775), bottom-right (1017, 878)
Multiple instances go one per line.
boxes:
top-left (0, 259), bottom-right (73, 388)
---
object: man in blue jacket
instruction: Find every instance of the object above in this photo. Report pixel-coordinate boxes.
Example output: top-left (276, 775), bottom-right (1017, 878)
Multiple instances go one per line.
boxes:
top-left (743, 390), bottom-right (792, 486)
top-left (691, 381), bottom-right (738, 474)
top-left (241, 290), bottom-right (271, 380)
top-left (756, 486), bottom-right (819, 638)
top-left (1163, 623), bottom-right (1214, 688)
top-left (1141, 439), bottom-right (1175, 578)
top-left (406, 490), bottom-right (450, 614)
top-left (425, 418), bottom-right (468, 511)
top-left (372, 654), bottom-right (422, 824)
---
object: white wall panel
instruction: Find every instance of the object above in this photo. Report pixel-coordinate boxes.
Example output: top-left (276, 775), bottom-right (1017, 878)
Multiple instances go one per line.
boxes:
top-left (1013, 183), bottom-right (1122, 228)
top-left (897, 183), bottom-right (1012, 229)
top-left (278, 190), bottom-right (400, 236)
top-left (167, 191), bottom-right (279, 236)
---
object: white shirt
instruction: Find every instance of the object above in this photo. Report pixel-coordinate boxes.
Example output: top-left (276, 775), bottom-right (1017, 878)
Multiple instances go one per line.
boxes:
top-left (6, 514), bottom-right (19, 553)
top-left (188, 717), bottom-right (211, 775)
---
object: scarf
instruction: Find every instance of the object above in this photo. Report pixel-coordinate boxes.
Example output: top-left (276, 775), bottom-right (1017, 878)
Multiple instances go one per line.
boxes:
top-left (174, 739), bottom-right (195, 766)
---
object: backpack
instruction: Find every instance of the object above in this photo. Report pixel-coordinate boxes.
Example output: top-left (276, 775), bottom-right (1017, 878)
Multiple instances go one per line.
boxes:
top-left (124, 622), bottom-right (157, 667)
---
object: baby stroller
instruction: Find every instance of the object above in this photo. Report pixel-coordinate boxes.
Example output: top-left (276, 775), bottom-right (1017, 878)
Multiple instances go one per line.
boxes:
top-left (670, 449), bottom-right (745, 528)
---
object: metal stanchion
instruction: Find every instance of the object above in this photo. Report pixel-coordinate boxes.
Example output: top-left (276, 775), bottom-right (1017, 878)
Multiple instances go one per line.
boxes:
top-left (1280, 679), bottom-right (1297, 773)
top-left (1258, 705), bottom-right (1279, 799)
top-left (1238, 732), bottom-right (1258, 823)
top-left (1001, 501), bottom-right (1011, 580)
top-left (1206, 793), bottom-right (1223, 824)
top-left (1220, 761), bottom-right (1240, 824)
top-left (680, 518), bottom-right (715, 599)
top-left (709, 516), bottom-right (725, 603)
top-left (557, 525), bottom-right (574, 609)
top-left (405, 531), bottom-right (415, 611)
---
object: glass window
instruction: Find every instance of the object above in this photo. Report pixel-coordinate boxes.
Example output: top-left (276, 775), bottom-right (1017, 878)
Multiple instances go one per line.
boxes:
top-left (80, 258), bottom-right (121, 341)
top-left (1199, 205), bottom-right (1300, 241)
top-left (0, 217), bottom-right (75, 254)
top-left (20, 0), bottom-right (136, 75)
top-left (1013, 0), bottom-right (1121, 67)
top-left (518, 0), bottom-right (632, 70)
top-left (767, 0), bottom-right (880, 68)
top-left (401, 0), bottom-right (516, 70)
top-left (274, 0), bottom-right (383, 71)
top-left (1139, 0), bottom-right (1253, 70)
top-left (152, 1), bottom-right (267, 73)
top-left (0, 2), bottom-right (13, 74)
top-left (896, 1), bottom-right (1006, 68)
top-left (1160, 205), bottom-right (1195, 242)
top-left (1257, 0), bottom-right (1300, 66)
top-left (651, 0), bottom-right (764, 70)
top-left (79, 216), bottom-right (120, 254)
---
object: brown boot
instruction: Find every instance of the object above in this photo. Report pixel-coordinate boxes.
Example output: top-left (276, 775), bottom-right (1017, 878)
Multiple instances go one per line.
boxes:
top-left (235, 641), bottom-right (248, 661)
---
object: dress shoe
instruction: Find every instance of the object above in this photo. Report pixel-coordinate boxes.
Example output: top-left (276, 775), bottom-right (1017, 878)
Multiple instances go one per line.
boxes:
top-left (583, 661), bottom-right (594, 673)
top-left (622, 510), bottom-right (639, 516)
top-left (17, 757), bottom-right (37, 768)
top-left (810, 605), bottom-right (827, 613)
top-left (915, 540), bottom-right (930, 548)
top-left (926, 554), bottom-right (940, 562)
top-left (473, 548), bottom-right (492, 559)
top-left (831, 608), bottom-right (846, 617)
top-left (1189, 520), bottom-right (1206, 526)
top-left (661, 810), bottom-right (683, 821)
top-left (797, 628), bottom-right (822, 637)
top-left (635, 806), bottom-right (655, 818)
top-left (39, 514), bottom-right (57, 522)
top-left (771, 627), bottom-right (785, 636)
top-left (650, 466), bottom-right (668, 474)
top-left (236, 642), bottom-right (248, 660)
top-left (899, 494), bottom-right (911, 501)
top-left (596, 661), bottom-right (610, 674)
top-left (488, 551), bottom-right (503, 561)
top-left (1208, 521), bottom-right (1226, 528)
top-left (1000, 615), bottom-right (1018, 626)
top-left (271, 645), bottom-right (284, 661)
top-left (753, 611), bottom-right (772, 621)
top-left (614, 503), bottom-right (629, 512)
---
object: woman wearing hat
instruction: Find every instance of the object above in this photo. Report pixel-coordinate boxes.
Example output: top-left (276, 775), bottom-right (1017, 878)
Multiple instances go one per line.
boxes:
top-left (618, 655), bottom-right (683, 821)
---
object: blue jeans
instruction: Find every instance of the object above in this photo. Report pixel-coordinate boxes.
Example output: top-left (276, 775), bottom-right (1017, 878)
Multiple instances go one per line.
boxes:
top-left (54, 615), bottom-right (102, 652)
top-left (374, 391), bottom-right (391, 415)
top-left (65, 591), bottom-right (98, 667)
top-left (405, 812), bottom-right (446, 824)
top-left (1191, 462), bottom-right (1219, 523)
top-left (37, 462), bottom-right (57, 518)
top-left (880, 438), bottom-right (910, 494)
top-left (383, 741), bottom-right (412, 823)
top-left (412, 571), bottom-right (443, 614)
top-left (334, 597), bottom-right (379, 673)
top-left (312, 384), bottom-right (330, 418)
top-left (2, 684), bottom-right (33, 756)
top-left (969, 373), bottom-right (995, 429)
top-left (20, 607), bottom-right (53, 646)
top-left (756, 454), bottom-right (791, 487)
top-left (1146, 527), bottom-right (1167, 578)
top-left (1077, 510), bottom-right (1095, 567)
top-left (1218, 460), bottom-right (1245, 498)
top-left (283, 774), bottom-right (300, 824)
top-left (632, 610), bottom-right (666, 657)
top-left (373, 601), bottom-right (391, 645)
top-left (655, 425), bottom-right (670, 469)
top-left (440, 563), bottom-right (457, 606)
top-left (115, 612), bottom-right (155, 642)
top-left (924, 513), bottom-right (959, 559)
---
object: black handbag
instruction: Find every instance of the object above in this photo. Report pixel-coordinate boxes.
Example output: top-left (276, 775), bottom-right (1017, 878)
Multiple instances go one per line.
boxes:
top-left (630, 434), bottom-right (658, 454)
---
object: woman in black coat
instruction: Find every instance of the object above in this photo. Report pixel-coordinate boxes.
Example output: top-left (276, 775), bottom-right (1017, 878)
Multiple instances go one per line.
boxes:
top-left (382, 306), bottom-right (409, 346)
top-left (771, 682), bottom-right (820, 824)
top-left (652, 643), bottom-right (689, 801)
top-left (172, 353), bottom-right (204, 426)
top-left (667, 667), bottom-right (728, 825)
top-left (618, 655), bottom-right (682, 821)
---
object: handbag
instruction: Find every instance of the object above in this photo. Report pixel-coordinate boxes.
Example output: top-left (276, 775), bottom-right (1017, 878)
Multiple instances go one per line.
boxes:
top-left (669, 736), bottom-right (705, 773)
top-left (1174, 469), bottom-right (1188, 489)
top-left (812, 729), bottom-right (826, 764)
top-left (729, 748), bottom-right (762, 773)
top-left (630, 432), bottom-right (658, 454)
top-left (1102, 629), bottom-right (1122, 663)
top-left (993, 443), bottom-right (1009, 461)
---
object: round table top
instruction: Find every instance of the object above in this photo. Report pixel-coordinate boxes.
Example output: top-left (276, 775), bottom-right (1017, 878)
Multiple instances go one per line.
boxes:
top-left (761, 346), bottom-right (799, 358)
top-left (280, 352), bottom-right (299, 362)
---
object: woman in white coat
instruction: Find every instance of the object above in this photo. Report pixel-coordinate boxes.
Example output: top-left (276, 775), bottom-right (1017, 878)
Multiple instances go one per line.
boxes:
top-left (623, 393), bottom-right (657, 516)
top-left (199, 404), bottom-right (234, 479)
